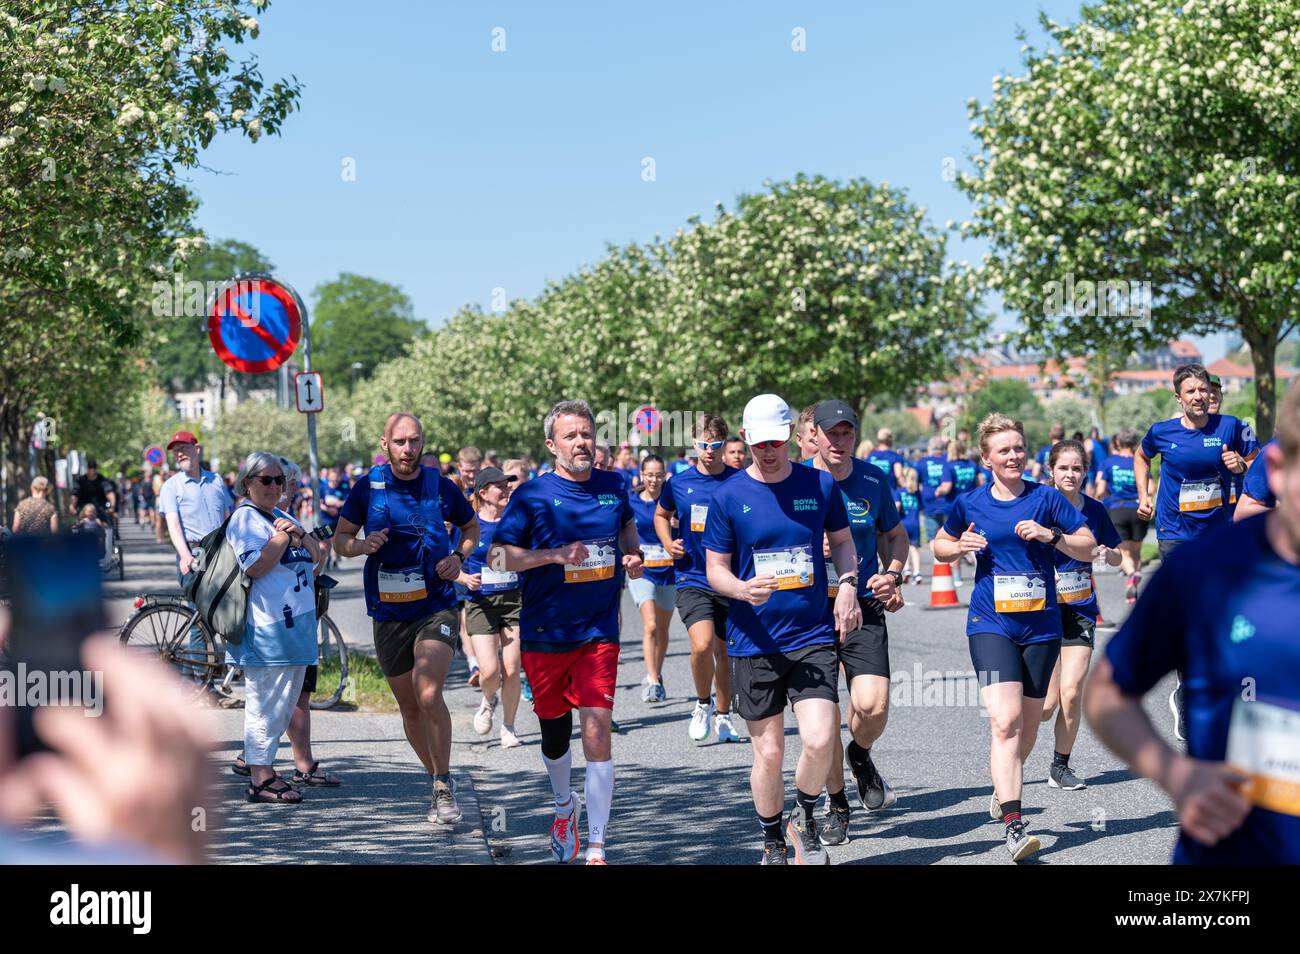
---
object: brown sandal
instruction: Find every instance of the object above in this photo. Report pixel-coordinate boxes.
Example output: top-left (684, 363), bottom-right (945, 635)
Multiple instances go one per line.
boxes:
top-left (247, 776), bottom-right (303, 804)
top-left (291, 760), bottom-right (341, 787)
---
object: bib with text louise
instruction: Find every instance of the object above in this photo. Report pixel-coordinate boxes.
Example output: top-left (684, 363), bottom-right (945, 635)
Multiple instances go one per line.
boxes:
top-left (994, 573), bottom-right (1047, 612)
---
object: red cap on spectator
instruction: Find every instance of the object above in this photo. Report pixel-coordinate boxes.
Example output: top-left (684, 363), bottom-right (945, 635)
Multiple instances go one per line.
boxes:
top-left (167, 430), bottom-right (199, 450)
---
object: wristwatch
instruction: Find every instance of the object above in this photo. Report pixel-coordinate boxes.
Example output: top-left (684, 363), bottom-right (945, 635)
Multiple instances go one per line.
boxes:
top-left (837, 573), bottom-right (858, 590)
top-left (886, 569), bottom-right (904, 588)
top-left (1048, 527), bottom-right (1063, 548)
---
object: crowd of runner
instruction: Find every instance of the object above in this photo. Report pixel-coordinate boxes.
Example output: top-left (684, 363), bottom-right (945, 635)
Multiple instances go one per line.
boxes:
top-left (92, 360), bottom-right (1294, 866)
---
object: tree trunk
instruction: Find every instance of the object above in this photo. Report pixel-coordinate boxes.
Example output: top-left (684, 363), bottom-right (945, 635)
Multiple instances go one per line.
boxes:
top-left (1244, 327), bottom-right (1277, 441)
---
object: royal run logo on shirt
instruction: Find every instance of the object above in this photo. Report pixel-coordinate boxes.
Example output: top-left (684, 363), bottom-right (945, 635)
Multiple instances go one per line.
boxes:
top-left (597, 493), bottom-right (621, 507)
top-left (791, 497), bottom-right (820, 512)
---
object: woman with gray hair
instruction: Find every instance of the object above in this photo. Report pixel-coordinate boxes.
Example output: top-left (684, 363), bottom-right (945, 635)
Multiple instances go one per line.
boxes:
top-left (226, 451), bottom-right (319, 803)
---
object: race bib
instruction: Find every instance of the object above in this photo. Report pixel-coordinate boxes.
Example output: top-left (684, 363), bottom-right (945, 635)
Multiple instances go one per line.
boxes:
top-left (690, 504), bottom-right (708, 533)
top-left (1226, 698), bottom-right (1300, 817)
top-left (753, 544), bottom-right (815, 590)
top-left (378, 565), bottom-right (427, 604)
top-left (479, 566), bottom-right (519, 594)
top-left (564, 537), bottom-right (616, 583)
top-left (642, 542), bottom-right (673, 569)
top-left (994, 574), bottom-right (1047, 612)
top-left (826, 559), bottom-right (839, 598)
top-left (1056, 569), bottom-right (1092, 604)
top-left (1179, 479), bottom-right (1222, 513)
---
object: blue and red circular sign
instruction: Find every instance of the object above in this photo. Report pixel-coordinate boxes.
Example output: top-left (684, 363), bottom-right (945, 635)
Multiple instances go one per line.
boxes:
top-left (634, 405), bottom-right (660, 434)
top-left (144, 445), bottom-right (164, 466)
top-left (208, 276), bottom-right (302, 374)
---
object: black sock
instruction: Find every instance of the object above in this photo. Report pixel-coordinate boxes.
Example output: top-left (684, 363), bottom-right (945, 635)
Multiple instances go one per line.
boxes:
top-left (1052, 750), bottom-right (1070, 768)
top-left (846, 739), bottom-right (871, 771)
top-left (828, 789), bottom-right (850, 812)
top-left (796, 788), bottom-right (819, 822)
top-left (1001, 799), bottom-right (1022, 825)
top-left (759, 811), bottom-right (783, 843)
top-left (697, 697), bottom-right (710, 707)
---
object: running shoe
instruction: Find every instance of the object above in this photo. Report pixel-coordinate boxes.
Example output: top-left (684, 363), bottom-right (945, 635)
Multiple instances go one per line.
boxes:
top-left (585, 856), bottom-right (607, 865)
top-left (468, 665), bottom-right (481, 689)
top-left (990, 791), bottom-right (1003, 821)
top-left (1125, 573), bottom-right (1140, 604)
top-left (785, 808), bottom-right (830, 865)
top-left (849, 753), bottom-right (897, 811)
top-left (715, 711), bottom-right (740, 742)
top-left (550, 790), bottom-right (581, 863)
top-left (652, 681), bottom-right (667, 704)
top-left (473, 695), bottom-right (497, 735)
top-left (688, 700), bottom-right (711, 742)
top-left (1170, 682), bottom-right (1186, 742)
top-left (640, 679), bottom-right (655, 704)
top-left (819, 806), bottom-right (850, 846)
top-left (1005, 819), bottom-right (1041, 862)
top-left (521, 673), bottom-right (533, 703)
top-left (1048, 762), bottom-right (1086, 790)
top-left (430, 779), bottom-right (461, 825)
top-left (760, 840), bottom-right (788, 865)
top-left (500, 725), bottom-right (522, 749)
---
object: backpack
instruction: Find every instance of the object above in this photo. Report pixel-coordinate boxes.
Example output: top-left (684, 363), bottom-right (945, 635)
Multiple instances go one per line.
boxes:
top-left (184, 508), bottom-right (273, 645)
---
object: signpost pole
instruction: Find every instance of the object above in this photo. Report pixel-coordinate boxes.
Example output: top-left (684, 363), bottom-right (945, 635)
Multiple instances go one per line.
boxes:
top-left (298, 291), bottom-right (322, 528)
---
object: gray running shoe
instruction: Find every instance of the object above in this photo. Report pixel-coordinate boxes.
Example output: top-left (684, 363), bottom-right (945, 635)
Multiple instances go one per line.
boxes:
top-left (990, 791), bottom-right (1003, 821)
top-left (1048, 762), bottom-right (1087, 790)
top-left (760, 840), bottom-right (788, 865)
top-left (640, 680), bottom-right (655, 703)
top-left (819, 806), bottom-right (850, 846)
top-left (653, 681), bottom-right (667, 703)
top-left (850, 754), bottom-right (897, 811)
top-left (785, 808), bottom-right (830, 865)
top-left (429, 779), bottom-right (461, 825)
top-left (1006, 819), bottom-right (1041, 862)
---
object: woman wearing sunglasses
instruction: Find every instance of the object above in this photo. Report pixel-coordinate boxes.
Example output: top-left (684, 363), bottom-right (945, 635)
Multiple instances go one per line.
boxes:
top-left (225, 451), bottom-right (320, 804)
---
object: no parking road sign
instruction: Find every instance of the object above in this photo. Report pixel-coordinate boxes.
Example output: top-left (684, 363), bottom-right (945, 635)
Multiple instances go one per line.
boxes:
top-left (144, 445), bottom-right (164, 467)
top-left (207, 275), bottom-right (303, 373)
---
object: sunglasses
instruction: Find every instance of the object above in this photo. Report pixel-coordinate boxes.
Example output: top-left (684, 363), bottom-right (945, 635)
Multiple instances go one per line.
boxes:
top-left (694, 440), bottom-right (725, 451)
top-left (253, 475), bottom-right (286, 486)
top-left (752, 440), bottom-right (787, 450)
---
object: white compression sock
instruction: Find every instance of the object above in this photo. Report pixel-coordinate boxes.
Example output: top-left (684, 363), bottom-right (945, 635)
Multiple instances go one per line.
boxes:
top-left (584, 759), bottom-right (614, 854)
top-left (542, 750), bottom-right (573, 808)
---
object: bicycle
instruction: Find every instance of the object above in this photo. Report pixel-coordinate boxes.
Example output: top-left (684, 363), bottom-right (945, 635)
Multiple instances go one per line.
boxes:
top-left (118, 593), bottom-right (350, 709)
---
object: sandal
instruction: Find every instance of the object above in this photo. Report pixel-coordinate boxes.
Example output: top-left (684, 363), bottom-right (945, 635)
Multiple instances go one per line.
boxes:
top-left (291, 760), bottom-right (341, 787)
top-left (232, 755), bottom-right (250, 777)
top-left (247, 776), bottom-right (303, 804)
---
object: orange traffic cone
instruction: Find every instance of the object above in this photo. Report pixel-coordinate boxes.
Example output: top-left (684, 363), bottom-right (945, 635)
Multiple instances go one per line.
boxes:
top-left (925, 561), bottom-right (962, 610)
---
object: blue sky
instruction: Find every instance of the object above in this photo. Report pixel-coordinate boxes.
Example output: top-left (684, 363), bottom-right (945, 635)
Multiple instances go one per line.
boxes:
top-left (190, 0), bottom-right (1230, 362)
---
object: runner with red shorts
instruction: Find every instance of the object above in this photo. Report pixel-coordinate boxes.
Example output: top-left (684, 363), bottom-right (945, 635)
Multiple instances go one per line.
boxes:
top-left (491, 400), bottom-right (645, 865)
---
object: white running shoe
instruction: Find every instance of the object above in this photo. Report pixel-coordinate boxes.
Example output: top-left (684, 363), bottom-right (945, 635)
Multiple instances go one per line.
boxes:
top-left (500, 725), bottom-right (522, 749)
top-left (640, 680), bottom-right (655, 703)
top-left (473, 695), bottom-right (497, 735)
top-left (715, 711), bottom-right (740, 742)
top-left (550, 791), bottom-right (581, 863)
top-left (688, 700), bottom-right (711, 742)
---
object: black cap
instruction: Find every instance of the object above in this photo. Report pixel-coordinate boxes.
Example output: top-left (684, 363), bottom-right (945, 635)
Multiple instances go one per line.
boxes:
top-left (473, 466), bottom-right (518, 491)
top-left (813, 400), bottom-right (859, 433)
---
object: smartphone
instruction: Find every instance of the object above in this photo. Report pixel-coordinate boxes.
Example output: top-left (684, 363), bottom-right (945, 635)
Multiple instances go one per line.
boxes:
top-left (1, 533), bottom-right (105, 757)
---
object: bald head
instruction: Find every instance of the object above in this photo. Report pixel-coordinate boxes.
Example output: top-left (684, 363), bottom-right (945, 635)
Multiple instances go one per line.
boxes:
top-left (382, 412), bottom-right (425, 477)
top-left (384, 411), bottom-right (423, 440)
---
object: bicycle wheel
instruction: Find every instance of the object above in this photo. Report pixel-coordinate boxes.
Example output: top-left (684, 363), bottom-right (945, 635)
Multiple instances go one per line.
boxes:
top-left (119, 602), bottom-right (221, 691)
top-left (309, 613), bottom-right (349, 710)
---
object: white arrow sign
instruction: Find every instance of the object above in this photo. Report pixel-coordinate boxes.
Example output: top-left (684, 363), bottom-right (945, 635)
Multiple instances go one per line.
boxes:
top-left (295, 371), bottom-right (324, 414)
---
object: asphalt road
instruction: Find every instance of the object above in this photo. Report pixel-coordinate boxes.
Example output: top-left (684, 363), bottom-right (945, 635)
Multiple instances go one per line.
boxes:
top-left (104, 517), bottom-right (1180, 865)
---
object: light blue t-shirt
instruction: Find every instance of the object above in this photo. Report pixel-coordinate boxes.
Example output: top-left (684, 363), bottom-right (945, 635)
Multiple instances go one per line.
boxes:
top-left (226, 504), bottom-right (317, 667)
top-left (158, 469), bottom-right (232, 543)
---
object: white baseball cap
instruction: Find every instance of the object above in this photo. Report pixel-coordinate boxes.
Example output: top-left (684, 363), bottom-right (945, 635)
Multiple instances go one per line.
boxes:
top-left (741, 393), bottom-right (792, 445)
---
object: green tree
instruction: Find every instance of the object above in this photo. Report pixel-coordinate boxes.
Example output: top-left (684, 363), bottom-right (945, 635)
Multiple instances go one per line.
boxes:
top-left (961, 378), bottom-right (1046, 442)
top-left (0, 0), bottom-right (299, 512)
top-left (1042, 395), bottom-right (1094, 440)
top-left (310, 273), bottom-right (425, 391)
top-left (858, 409), bottom-right (930, 449)
top-left (1104, 391), bottom-right (1179, 437)
top-left (960, 0), bottom-right (1300, 440)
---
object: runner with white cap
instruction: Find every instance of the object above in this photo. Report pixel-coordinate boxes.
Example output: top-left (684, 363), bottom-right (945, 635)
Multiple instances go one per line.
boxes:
top-left (703, 394), bottom-right (862, 865)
